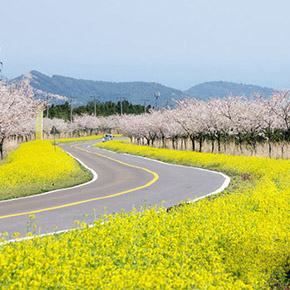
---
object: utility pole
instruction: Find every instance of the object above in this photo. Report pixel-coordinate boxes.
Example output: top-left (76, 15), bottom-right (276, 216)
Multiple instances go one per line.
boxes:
top-left (119, 96), bottom-right (123, 116)
top-left (143, 97), bottom-right (150, 114)
top-left (94, 94), bottom-right (97, 117)
top-left (154, 91), bottom-right (160, 111)
top-left (90, 94), bottom-right (98, 117)
top-left (46, 95), bottom-right (50, 118)
top-left (70, 95), bottom-right (76, 123)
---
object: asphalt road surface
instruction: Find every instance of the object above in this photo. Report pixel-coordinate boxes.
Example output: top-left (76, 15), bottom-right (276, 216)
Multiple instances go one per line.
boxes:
top-left (0, 140), bottom-right (229, 238)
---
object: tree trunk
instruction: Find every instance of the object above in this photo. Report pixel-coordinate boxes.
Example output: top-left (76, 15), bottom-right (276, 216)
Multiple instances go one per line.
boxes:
top-left (238, 134), bottom-right (243, 153)
top-left (199, 135), bottom-right (203, 152)
top-left (253, 141), bottom-right (257, 155)
top-left (211, 138), bottom-right (215, 153)
top-left (162, 135), bottom-right (165, 148)
top-left (184, 138), bottom-right (187, 150)
top-left (0, 137), bottom-right (4, 160)
top-left (268, 139), bottom-right (272, 158)
top-left (190, 136), bottom-right (195, 151)
top-left (172, 138), bottom-right (175, 150)
top-left (217, 133), bottom-right (221, 153)
top-left (223, 135), bottom-right (227, 153)
top-left (281, 131), bottom-right (286, 158)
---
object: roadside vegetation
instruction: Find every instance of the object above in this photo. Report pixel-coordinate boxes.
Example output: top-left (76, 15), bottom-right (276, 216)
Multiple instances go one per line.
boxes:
top-left (0, 140), bottom-right (92, 200)
top-left (1, 141), bottom-right (289, 289)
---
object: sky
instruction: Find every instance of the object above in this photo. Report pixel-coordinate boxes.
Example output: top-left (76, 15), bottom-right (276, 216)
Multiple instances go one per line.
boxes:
top-left (1, 0), bottom-right (290, 90)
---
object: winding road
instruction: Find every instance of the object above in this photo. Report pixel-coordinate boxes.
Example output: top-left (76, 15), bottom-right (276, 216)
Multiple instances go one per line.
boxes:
top-left (0, 140), bottom-right (229, 238)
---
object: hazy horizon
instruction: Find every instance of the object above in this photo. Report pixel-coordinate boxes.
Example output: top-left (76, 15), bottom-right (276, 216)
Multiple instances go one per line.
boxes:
top-left (1, 0), bottom-right (290, 91)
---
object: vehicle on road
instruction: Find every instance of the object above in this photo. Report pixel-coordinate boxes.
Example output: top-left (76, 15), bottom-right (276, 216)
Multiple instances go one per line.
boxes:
top-left (102, 134), bottom-right (114, 142)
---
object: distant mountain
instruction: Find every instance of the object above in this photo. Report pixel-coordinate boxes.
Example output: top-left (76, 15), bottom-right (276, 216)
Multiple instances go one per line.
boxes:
top-left (12, 71), bottom-right (277, 106)
top-left (184, 81), bottom-right (275, 100)
top-left (12, 71), bottom-right (185, 107)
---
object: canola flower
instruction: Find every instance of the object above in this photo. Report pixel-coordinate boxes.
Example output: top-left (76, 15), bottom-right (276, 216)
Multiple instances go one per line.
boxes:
top-left (0, 141), bottom-right (289, 289)
top-left (0, 140), bottom-right (91, 200)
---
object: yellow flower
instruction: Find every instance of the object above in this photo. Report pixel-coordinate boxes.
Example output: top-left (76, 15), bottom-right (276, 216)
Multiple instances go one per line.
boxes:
top-left (0, 141), bottom-right (289, 289)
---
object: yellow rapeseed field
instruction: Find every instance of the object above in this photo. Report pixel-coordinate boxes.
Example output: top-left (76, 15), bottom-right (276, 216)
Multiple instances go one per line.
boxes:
top-left (0, 141), bottom-right (289, 289)
top-left (0, 140), bottom-right (91, 200)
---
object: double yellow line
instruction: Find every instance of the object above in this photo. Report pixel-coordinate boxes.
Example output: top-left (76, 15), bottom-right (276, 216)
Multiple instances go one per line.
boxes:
top-left (0, 145), bottom-right (159, 219)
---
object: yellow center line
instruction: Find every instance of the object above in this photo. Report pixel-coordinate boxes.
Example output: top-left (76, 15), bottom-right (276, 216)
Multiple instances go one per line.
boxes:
top-left (0, 145), bottom-right (159, 219)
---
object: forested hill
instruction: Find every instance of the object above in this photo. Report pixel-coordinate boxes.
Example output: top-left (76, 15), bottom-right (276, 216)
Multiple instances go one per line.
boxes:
top-left (12, 71), bottom-right (185, 107)
top-left (185, 81), bottom-right (275, 100)
top-left (12, 71), bottom-right (276, 105)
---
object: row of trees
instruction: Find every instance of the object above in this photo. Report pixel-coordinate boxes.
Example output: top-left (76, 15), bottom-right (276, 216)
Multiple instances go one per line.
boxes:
top-left (119, 91), bottom-right (290, 157)
top-left (42, 90), bottom-right (289, 157)
top-left (0, 82), bottom-right (42, 158)
top-left (1, 80), bottom-right (289, 159)
top-left (0, 81), bottom-right (144, 158)
top-left (42, 115), bottom-right (118, 137)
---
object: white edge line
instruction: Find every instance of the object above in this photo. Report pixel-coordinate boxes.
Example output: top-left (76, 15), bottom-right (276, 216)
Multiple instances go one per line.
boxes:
top-left (0, 223), bottom-right (104, 246)
top-left (90, 147), bottom-right (231, 204)
top-left (0, 151), bottom-right (98, 204)
top-left (1, 146), bottom-right (230, 244)
top-left (119, 152), bottom-right (231, 201)
top-left (188, 175), bottom-right (230, 203)
top-left (93, 147), bottom-right (117, 154)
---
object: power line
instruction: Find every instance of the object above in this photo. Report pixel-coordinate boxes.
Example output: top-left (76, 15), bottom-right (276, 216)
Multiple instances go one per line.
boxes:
top-left (119, 96), bottom-right (123, 116)
top-left (154, 91), bottom-right (160, 110)
top-left (70, 95), bottom-right (77, 123)
top-left (142, 97), bottom-right (150, 114)
top-left (46, 95), bottom-right (50, 118)
top-left (90, 94), bottom-right (99, 117)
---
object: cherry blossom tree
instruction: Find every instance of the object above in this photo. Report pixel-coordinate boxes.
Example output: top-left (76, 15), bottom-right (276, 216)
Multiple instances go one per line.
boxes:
top-left (269, 90), bottom-right (290, 134)
top-left (5, 87), bottom-right (283, 159)
top-left (158, 109), bottom-right (184, 149)
top-left (116, 92), bottom-right (289, 157)
top-left (173, 98), bottom-right (208, 151)
top-left (268, 90), bottom-right (290, 157)
top-left (43, 117), bottom-right (69, 136)
top-left (258, 94), bottom-right (285, 157)
top-left (0, 81), bottom-right (41, 158)
top-left (99, 115), bottom-right (120, 134)
top-left (204, 99), bottom-right (225, 153)
top-left (74, 115), bottom-right (100, 136)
